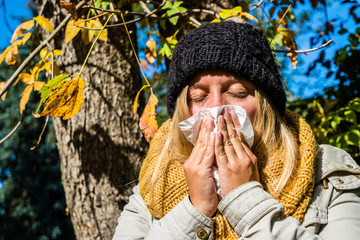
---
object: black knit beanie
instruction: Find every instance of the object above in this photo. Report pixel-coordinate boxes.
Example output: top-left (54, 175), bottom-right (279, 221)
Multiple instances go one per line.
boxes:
top-left (166, 21), bottom-right (286, 117)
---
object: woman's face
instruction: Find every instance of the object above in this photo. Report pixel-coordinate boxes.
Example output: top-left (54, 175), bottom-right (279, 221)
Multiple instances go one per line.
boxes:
top-left (187, 70), bottom-right (257, 123)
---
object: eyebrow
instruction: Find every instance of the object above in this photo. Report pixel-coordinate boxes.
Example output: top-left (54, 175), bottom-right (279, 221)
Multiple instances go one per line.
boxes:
top-left (189, 77), bottom-right (244, 89)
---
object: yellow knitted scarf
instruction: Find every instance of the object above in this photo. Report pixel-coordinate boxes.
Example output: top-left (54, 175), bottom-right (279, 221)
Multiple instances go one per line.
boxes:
top-left (139, 111), bottom-right (317, 239)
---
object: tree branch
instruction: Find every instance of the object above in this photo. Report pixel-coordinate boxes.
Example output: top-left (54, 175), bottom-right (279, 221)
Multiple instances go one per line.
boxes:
top-left (0, 112), bottom-right (26, 144)
top-left (272, 39), bottom-right (333, 53)
top-left (249, 0), bottom-right (266, 12)
top-left (0, 0), bottom-right (87, 98)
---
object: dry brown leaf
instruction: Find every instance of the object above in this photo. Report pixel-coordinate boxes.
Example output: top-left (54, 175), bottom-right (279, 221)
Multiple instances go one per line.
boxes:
top-left (0, 81), bottom-right (8, 101)
top-left (11, 20), bottom-right (34, 43)
top-left (60, 1), bottom-right (78, 21)
top-left (20, 85), bottom-right (33, 113)
top-left (40, 77), bottom-right (86, 120)
top-left (139, 93), bottom-right (158, 142)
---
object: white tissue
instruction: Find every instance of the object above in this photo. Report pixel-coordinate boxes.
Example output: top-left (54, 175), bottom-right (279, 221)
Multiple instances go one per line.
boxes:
top-left (178, 105), bottom-right (254, 196)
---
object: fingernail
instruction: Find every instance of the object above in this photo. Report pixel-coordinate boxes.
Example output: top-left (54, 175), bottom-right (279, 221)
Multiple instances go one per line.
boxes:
top-left (207, 118), bottom-right (212, 126)
top-left (218, 115), bottom-right (225, 124)
top-left (224, 108), bottom-right (229, 116)
top-left (230, 110), bottom-right (237, 119)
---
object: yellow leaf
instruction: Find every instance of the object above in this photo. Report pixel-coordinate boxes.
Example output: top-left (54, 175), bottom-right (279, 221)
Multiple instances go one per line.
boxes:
top-left (241, 12), bottom-right (258, 22)
top-left (18, 73), bottom-right (32, 84)
top-left (0, 81), bottom-right (8, 101)
top-left (34, 81), bottom-right (45, 91)
top-left (34, 16), bottom-right (54, 32)
top-left (19, 32), bottom-right (32, 45)
top-left (11, 20), bottom-right (34, 43)
top-left (86, 20), bottom-right (108, 42)
top-left (53, 49), bottom-right (61, 56)
top-left (0, 47), bottom-right (10, 65)
top-left (133, 84), bottom-right (150, 117)
top-left (5, 45), bottom-right (19, 65)
top-left (81, 28), bottom-right (90, 45)
top-left (139, 92), bottom-right (158, 142)
top-left (145, 36), bottom-right (157, 64)
top-left (40, 77), bottom-right (86, 120)
top-left (65, 19), bottom-right (81, 44)
top-left (40, 47), bottom-right (47, 59)
top-left (20, 85), bottom-right (33, 113)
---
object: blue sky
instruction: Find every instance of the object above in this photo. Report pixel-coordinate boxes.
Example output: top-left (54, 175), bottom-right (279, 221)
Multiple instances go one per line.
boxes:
top-left (0, 0), bottom-right (356, 100)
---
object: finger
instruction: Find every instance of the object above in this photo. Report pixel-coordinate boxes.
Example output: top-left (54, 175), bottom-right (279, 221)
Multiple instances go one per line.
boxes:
top-left (223, 110), bottom-right (247, 159)
top-left (202, 132), bottom-right (215, 167)
top-left (217, 114), bottom-right (238, 161)
top-left (193, 117), bottom-right (213, 152)
top-left (215, 131), bottom-right (227, 168)
top-left (229, 110), bottom-right (242, 138)
top-left (192, 117), bottom-right (214, 164)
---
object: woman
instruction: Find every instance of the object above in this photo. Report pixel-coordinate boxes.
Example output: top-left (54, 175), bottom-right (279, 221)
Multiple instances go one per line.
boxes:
top-left (113, 21), bottom-right (360, 239)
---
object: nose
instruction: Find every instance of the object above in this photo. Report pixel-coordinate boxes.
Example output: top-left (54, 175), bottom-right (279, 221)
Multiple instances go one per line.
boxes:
top-left (206, 92), bottom-right (224, 108)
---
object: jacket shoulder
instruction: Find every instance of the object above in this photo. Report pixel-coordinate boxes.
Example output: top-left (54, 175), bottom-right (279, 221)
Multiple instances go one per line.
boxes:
top-left (316, 144), bottom-right (360, 190)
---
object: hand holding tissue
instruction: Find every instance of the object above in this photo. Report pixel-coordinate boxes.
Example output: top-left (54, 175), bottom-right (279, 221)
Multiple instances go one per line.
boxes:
top-left (179, 105), bottom-right (254, 196)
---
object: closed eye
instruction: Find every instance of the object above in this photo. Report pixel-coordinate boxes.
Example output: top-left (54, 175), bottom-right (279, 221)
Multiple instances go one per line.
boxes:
top-left (227, 92), bottom-right (248, 98)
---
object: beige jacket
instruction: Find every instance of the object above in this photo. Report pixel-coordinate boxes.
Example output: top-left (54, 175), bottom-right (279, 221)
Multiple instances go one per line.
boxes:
top-left (113, 145), bottom-right (360, 239)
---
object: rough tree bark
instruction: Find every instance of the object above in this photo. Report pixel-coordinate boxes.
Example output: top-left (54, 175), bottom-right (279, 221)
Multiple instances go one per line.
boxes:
top-left (34, 0), bottom-right (147, 239)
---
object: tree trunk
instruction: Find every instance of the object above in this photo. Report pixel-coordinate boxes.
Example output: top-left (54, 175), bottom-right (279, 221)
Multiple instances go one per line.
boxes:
top-left (34, 1), bottom-right (147, 239)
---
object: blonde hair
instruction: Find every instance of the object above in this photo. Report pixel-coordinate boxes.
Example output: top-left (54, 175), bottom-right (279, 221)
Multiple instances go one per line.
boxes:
top-left (150, 86), bottom-right (297, 193)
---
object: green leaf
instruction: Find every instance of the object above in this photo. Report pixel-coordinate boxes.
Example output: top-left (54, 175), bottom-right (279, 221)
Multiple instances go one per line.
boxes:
top-left (163, 43), bottom-right (172, 59)
top-left (173, 1), bottom-right (183, 8)
top-left (345, 129), bottom-right (360, 147)
top-left (219, 6), bottom-right (242, 19)
top-left (167, 8), bottom-right (180, 25)
top-left (161, 1), bottom-right (173, 10)
top-left (344, 109), bottom-right (356, 123)
top-left (36, 74), bottom-right (70, 113)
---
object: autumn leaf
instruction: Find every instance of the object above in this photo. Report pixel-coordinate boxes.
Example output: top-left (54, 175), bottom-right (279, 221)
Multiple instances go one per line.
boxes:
top-left (60, 1), bottom-right (78, 21)
top-left (65, 19), bottom-right (82, 43)
top-left (241, 12), bottom-right (258, 22)
top-left (37, 74), bottom-right (70, 113)
top-left (0, 81), bottom-right (8, 101)
top-left (20, 85), bottom-right (33, 113)
top-left (133, 84), bottom-right (150, 116)
top-left (139, 92), bottom-right (158, 142)
top-left (40, 77), bottom-right (86, 120)
top-left (145, 36), bottom-right (157, 64)
top-left (34, 16), bottom-right (54, 32)
top-left (5, 45), bottom-right (19, 65)
top-left (18, 73), bottom-right (33, 84)
top-left (34, 81), bottom-right (45, 91)
top-left (86, 20), bottom-right (108, 42)
top-left (11, 20), bottom-right (34, 43)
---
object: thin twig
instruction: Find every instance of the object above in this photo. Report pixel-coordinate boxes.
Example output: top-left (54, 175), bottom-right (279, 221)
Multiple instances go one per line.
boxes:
top-left (0, 0), bottom-right (87, 99)
top-left (79, 3), bottom-right (221, 30)
top-left (249, 0), bottom-right (266, 12)
top-left (272, 39), bottom-right (333, 53)
top-left (0, 112), bottom-right (26, 144)
top-left (30, 116), bottom-right (49, 150)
